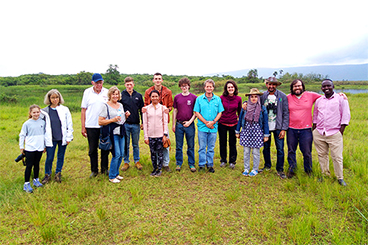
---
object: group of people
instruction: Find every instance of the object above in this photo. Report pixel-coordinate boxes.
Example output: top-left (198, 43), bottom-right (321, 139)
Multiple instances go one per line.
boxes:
top-left (19, 72), bottom-right (351, 192)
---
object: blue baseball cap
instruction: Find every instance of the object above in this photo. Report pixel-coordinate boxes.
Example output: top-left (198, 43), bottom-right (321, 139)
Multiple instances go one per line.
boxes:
top-left (92, 73), bottom-right (104, 82)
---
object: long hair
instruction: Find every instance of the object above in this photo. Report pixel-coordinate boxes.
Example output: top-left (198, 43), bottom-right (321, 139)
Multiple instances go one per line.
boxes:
top-left (28, 104), bottom-right (41, 118)
top-left (222, 80), bottom-right (239, 96)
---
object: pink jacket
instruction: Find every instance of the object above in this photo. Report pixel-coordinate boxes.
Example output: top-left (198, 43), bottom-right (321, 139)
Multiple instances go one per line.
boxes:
top-left (143, 103), bottom-right (168, 140)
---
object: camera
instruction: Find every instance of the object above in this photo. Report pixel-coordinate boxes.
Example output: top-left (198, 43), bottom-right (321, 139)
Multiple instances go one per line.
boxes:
top-left (15, 154), bottom-right (26, 166)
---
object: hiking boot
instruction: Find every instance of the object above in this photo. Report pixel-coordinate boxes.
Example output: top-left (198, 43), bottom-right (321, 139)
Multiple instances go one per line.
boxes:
top-left (220, 162), bottom-right (226, 168)
top-left (121, 163), bottom-right (130, 171)
top-left (176, 166), bottom-right (181, 172)
top-left (198, 166), bottom-right (205, 173)
top-left (249, 170), bottom-right (258, 177)
top-left (163, 166), bottom-right (172, 172)
top-left (89, 172), bottom-right (98, 178)
top-left (33, 178), bottom-right (43, 188)
top-left (54, 172), bottom-right (62, 183)
top-left (135, 162), bottom-right (143, 170)
top-left (242, 169), bottom-right (249, 176)
top-left (23, 182), bottom-right (33, 193)
top-left (229, 163), bottom-right (235, 169)
top-left (277, 171), bottom-right (286, 179)
top-left (208, 167), bottom-right (215, 173)
top-left (41, 174), bottom-right (51, 185)
top-left (287, 172), bottom-right (296, 179)
top-left (259, 167), bottom-right (271, 173)
top-left (190, 166), bottom-right (196, 172)
top-left (338, 179), bottom-right (347, 186)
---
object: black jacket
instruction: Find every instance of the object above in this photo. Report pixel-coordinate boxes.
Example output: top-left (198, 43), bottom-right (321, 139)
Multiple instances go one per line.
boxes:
top-left (119, 90), bottom-right (144, 124)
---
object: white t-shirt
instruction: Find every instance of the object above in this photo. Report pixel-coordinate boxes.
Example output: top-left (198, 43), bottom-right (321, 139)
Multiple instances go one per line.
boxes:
top-left (81, 87), bottom-right (108, 128)
top-left (264, 94), bottom-right (277, 131)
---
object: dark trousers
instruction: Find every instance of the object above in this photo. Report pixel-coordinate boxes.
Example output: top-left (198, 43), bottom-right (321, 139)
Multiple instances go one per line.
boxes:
top-left (86, 128), bottom-right (109, 173)
top-left (263, 130), bottom-right (285, 172)
top-left (24, 151), bottom-right (43, 182)
top-left (149, 137), bottom-right (164, 171)
top-left (287, 128), bottom-right (313, 173)
top-left (218, 123), bottom-right (237, 164)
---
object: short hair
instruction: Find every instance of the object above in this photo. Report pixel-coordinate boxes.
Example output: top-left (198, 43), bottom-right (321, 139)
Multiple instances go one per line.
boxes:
top-left (154, 72), bottom-right (162, 77)
top-left (149, 89), bottom-right (160, 97)
top-left (290, 79), bottom-right (305, 95)
top-left (322, 78), bottom-right (333, 84)
top-left (204, 79), bottom-right (215, 87)
top-left (124, 76), bottom-right (134, 83)
top-left (178, 77), bottom-right (191, 89)
top-left (44, 89), bottom-right (65, 105)
top-left (28, 104), bottom-right (41, 118)
top-left (223, 80), bottom-right (239, 96)
top-left (107, 86), bottom-right (121, 101)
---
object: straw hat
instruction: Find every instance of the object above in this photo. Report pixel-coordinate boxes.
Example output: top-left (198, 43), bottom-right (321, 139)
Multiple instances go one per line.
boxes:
top-left (245, 88), bottom-right (263, 96)
top-left (265, 76), bottom-right (282, 86)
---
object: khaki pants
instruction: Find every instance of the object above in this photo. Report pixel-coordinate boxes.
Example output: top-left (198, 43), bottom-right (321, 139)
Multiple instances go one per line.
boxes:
top-left (313, 130), bottom-right (344, 180)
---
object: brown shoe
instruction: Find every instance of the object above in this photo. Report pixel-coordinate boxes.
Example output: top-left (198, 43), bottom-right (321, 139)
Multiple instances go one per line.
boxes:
top-left (135, 162), bottom-right (143, 170)
top-left (54, 172), bottom-right (62, 183)
top-left (163, 166), bottom-right (172, 172)
top-left (121, 163), bottom-right (130, 171)
top-left (41, 174), bottom-right (51, 185)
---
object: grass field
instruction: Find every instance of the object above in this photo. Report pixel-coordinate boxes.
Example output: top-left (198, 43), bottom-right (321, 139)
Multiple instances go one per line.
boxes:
top-left (0, 84), bottom-right (367, 244)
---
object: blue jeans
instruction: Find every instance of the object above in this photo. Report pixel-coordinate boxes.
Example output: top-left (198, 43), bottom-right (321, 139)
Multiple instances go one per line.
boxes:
top-left (287, 128), bottom-right (313, 173)
top-left (45, 140), bottom-right (67, 175)
top-left (263, 130), bottom-right (285, 172)
top-left (109, 135), bottom-right (125, 179)
top-left (198, 131), bottom-right (217, 167)
top-left (175, 123), bottom-right (195, 167)
top-left (163, 134), bottom-right (170, 167)
top-left (124, 123), bottom-right (140, 164)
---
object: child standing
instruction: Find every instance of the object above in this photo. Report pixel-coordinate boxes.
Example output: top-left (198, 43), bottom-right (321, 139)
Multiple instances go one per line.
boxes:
top-left (19, 105), bottom-right (52, 193)
top-left (236, 88), bottom-right (269, 176)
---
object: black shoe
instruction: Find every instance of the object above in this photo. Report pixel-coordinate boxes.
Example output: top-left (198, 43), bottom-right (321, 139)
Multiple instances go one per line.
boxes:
top-left (155, 170), bottom-right (162, 177)
top-left (259, 167), bottom-right (271, 173)
top-left (101, 170), bottom-right (109, 176)
top-left (163, 166), bottom-right (172, 172)
top-left (208, 167), bottom-right (215, 173)
top-left (41, 174), bottom-right (51, 184)
top-left (287, 172), bottom-right (296, 179)
top-left (89, 172), bottom-right (98, 178)
top-left (338, 179), bottom-right (347, 186)
top-left (277, 171), bottom-right (286, 179)
top-left (198, 166), bottom-right (205, 173)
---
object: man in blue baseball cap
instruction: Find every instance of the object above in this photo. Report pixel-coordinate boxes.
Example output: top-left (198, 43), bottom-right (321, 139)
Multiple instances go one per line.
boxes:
top-left (81, 73), bottom-right (109, 177)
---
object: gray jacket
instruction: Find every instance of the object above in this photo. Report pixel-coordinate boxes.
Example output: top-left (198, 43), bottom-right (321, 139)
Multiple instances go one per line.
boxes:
top-left (260, 90), bottom-right (289, 131)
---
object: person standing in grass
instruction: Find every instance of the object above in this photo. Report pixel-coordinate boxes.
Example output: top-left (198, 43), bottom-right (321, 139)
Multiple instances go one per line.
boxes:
top-left (218, 80), bottom-right (242, 170)
top-left (312, 79), bottom-right (350, 186)
top-left (99, 86), bottom-right (130, 183)
top-left (144, 73), bottom-right (173, 172)
top-left (172, 77), bottom-right (197, 172)
top-left (236, 88), bottom-right (269, 177)
top-left (119, 77), bottom-right (144, 171)
top-left (41, 89), bottom-right (73, 184)
top-left (81, 73), bottom-right (109, 178)
top-left (19, 105), bottom-right (52, 193)
top-left (194, 79), bottom-right (224, 173)
top-left (143, 90), bottom-right (169, 177)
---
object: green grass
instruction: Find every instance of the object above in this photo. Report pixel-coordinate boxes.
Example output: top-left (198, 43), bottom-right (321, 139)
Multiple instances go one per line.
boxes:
top-left (0, 85), bottom-right (367, 244)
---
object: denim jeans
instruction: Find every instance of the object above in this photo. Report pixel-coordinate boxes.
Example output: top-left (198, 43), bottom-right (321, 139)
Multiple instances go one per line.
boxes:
top-left (163, 134), bottom-right (170, 167)
top-left (45, 140), bottom-right (67, 174)
top-left (287, 128), bottom-right (313, 173)
top-left (175, 123), bottom-right (195, 167)
top-left (218, 123), bottom-right (237, 164)
top-left (263, 130), bottom-right (285, 172)
top-left (109, 135), bottom-right (125, 179)
top-left (198, 131), bottom-right (217, 167)
top-left (124, 123), bottom-right (140, 164)
top-left (243, 147), bottom-right (261, 171)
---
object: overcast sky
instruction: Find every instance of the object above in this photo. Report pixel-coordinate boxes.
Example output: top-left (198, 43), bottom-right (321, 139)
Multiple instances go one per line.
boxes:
top-left (1, 0), bottom-right (367, 77)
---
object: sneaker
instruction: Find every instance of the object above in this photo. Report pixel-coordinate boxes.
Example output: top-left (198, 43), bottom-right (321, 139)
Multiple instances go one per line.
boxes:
top-left (176, 166), bottom-right (181, 172)
top-left (249, 170), bottom-right (258, 177)
top-left (89, 172), bottom-right (98, 178)
top-left (229, 163), bottom-right (235, 169)
top-left (150, 170), bottom-right (157, 177)
top-left (163, 166), bottom-right (172, 172)
top-left (259, 167), bottom-right (271, 173)
top-left (242, 169), bottom-right (249, 176)
top-left (33, 178), bottom-right (43, 188)
top-left (287, 172), bottom-right (296, 179)
top-left (190, 166), bottom-right (196, 172)
top-left (121, 163), bottom-right (130, 171)
top-left (155, 170), bottom-right (162, 177)
top-left (338, 179), bottom-right (347, 186)
top-left (109, 178), bottom-right (120, 183)
top-left (54, 172), bottom-right (62, 183)
top-left (277, 171), bottom-right (286, 179)
top-left (135, 162), bottom-right (143, 170)
top-left (208, 167), bottom-right (215, 173)
top-left (220, 162), bottom-right (226, 168)
top-left (41, 174), bottom-right (51, 185)
top-left (23, 182), bottom-right (33, 193)
top-left (198, 166), bottom-right (205, 173)
top-left (116, 175), bottom-right (124, 180)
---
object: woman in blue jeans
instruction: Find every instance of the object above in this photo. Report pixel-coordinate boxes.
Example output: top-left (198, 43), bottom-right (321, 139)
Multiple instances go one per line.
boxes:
top-left (41, 89), bottom-right (73, 184)
top-left (99, 86), bottom-right (130, 183)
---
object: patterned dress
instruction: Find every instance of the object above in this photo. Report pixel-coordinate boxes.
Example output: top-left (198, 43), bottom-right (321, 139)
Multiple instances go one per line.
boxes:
top-left (239, 121), bottom-right (264, 148)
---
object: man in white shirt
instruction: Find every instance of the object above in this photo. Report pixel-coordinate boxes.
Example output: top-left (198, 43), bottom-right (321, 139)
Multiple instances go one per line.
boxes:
top-left (81, 73), bottom-right (109, 177)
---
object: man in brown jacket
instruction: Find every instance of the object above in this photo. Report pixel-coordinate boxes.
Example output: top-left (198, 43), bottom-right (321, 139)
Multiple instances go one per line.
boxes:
top-left (144, 72), bottom-right (173, 171)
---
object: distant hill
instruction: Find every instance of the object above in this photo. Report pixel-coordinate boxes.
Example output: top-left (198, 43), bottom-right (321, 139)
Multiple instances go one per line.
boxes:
top-left (209, 63), bottom-right (368, 81)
